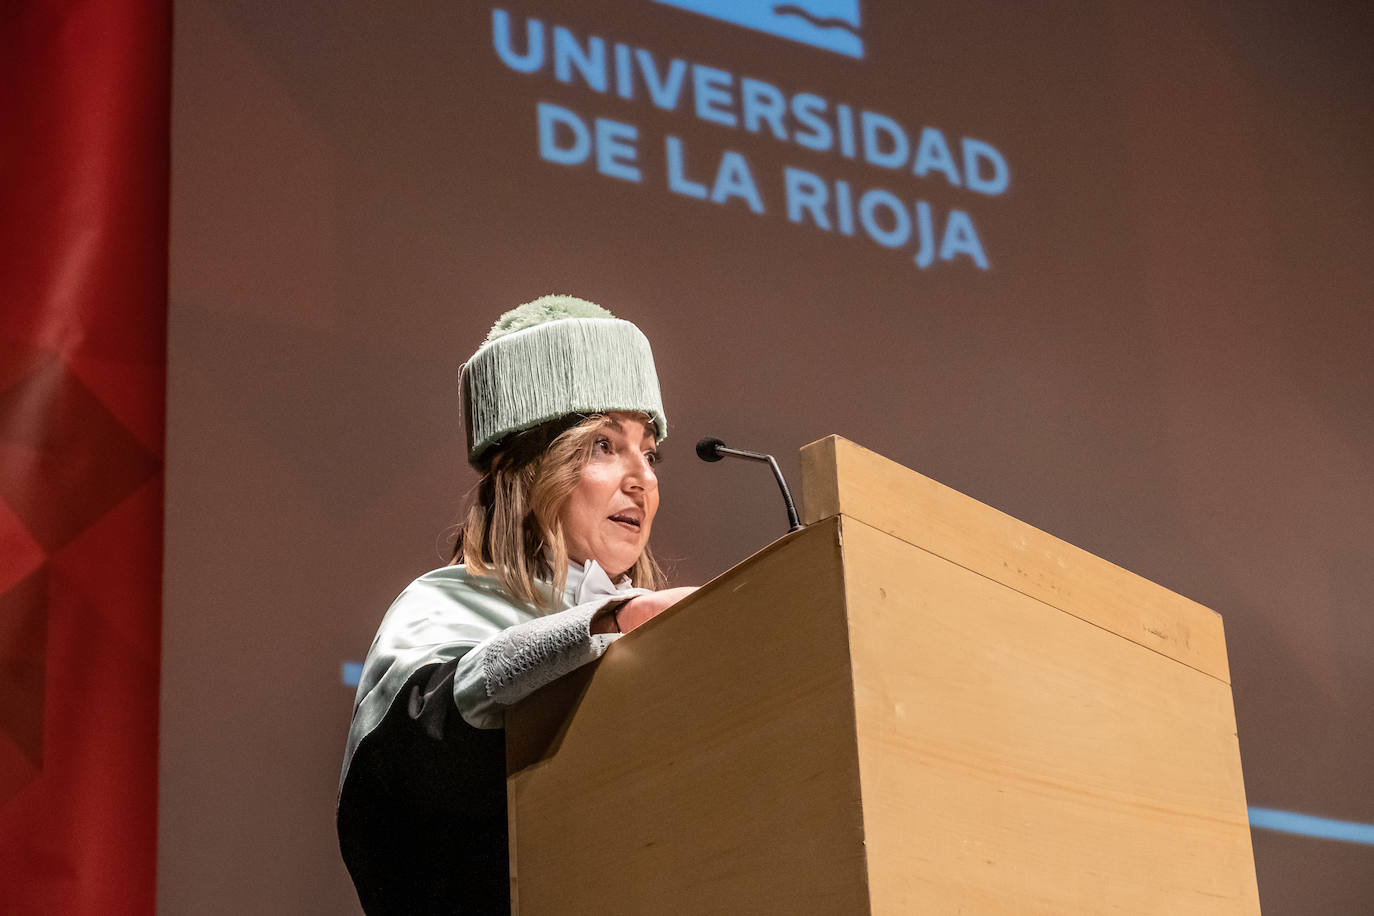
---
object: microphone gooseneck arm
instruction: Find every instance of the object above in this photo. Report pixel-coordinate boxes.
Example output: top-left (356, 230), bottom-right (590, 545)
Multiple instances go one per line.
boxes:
top-left (696, 437), bottom-right (803, 533)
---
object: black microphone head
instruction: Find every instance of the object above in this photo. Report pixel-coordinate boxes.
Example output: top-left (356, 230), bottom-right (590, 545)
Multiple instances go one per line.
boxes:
top-left (696, 437), bottom-right (726, 462)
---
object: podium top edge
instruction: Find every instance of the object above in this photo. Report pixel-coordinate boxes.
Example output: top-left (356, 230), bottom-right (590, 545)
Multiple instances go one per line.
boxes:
top-left (798, 435), bottom-right (1231, 684)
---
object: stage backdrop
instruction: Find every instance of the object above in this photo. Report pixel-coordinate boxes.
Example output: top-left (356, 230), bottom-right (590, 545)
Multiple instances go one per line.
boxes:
top-left (166, 1), bottom-right (1374, 913)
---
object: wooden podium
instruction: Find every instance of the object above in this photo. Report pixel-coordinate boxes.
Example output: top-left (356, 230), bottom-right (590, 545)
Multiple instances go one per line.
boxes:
top-left (505, 436), bottom-right (1261, 914)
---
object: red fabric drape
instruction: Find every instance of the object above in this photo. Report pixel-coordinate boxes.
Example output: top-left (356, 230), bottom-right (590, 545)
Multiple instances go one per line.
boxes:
top-left (0, 0), bottom-right (169, 911)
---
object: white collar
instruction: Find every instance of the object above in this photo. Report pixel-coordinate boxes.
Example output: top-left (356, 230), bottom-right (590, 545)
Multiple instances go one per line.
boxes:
top-left (563, 559), bottom-right (636, 605)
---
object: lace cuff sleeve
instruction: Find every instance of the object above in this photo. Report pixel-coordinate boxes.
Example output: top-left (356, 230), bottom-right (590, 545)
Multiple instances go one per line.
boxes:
top-left (451, 594), bottom-right (642, 729)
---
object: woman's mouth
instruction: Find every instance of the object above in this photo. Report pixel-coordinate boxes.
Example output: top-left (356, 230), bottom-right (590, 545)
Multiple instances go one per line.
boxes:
top-left (608, 510), bottom-right (643, 530)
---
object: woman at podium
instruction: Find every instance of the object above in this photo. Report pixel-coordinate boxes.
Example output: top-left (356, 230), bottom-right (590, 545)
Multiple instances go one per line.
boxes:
top-left (337, 295), bottom-right (695, 915)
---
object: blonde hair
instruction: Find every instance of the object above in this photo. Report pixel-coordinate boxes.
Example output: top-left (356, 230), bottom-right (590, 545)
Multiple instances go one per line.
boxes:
top-left (452, 413), bottom-right (663, 610)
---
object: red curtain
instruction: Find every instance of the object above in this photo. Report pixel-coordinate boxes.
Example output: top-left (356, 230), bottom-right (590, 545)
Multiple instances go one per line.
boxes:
top-left (0, 0), bottom-right (169, 911)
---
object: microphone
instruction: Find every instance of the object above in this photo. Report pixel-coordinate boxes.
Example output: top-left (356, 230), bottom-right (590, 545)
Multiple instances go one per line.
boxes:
top-left (696, 437), bottom-right (803, 533)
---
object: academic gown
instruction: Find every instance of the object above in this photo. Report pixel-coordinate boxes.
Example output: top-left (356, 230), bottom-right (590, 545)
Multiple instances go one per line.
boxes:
top-left (337, 561), bottom-right (647, 915)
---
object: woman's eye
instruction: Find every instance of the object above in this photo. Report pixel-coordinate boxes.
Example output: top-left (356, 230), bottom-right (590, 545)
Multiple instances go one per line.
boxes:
top-left (644, 450), bottom-right (660, 466)
top-left (593, 437), bottom-right (612, 453)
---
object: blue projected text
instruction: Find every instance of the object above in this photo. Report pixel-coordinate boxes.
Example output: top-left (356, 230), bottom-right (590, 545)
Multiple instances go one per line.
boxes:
top-left (493, 7), bottom-right (1008, 271)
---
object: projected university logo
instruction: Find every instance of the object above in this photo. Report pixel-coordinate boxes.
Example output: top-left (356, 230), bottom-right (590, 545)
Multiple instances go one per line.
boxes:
top-left (654, 0), bottom-right (863, 59)
top-left (490, 7), bottom-right (1007, 271)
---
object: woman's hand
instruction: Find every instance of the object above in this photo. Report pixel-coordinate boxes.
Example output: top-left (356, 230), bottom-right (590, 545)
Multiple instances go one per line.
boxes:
top-left (592, 587), bottom-right (698, 635)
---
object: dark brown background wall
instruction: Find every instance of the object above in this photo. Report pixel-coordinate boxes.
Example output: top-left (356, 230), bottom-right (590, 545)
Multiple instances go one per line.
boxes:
top-left (164, 1), bottom-right (1374, 912)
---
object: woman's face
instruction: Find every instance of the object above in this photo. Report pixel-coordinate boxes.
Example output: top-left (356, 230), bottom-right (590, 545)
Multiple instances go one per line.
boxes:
top-left (558, 414), bottom-right (660, 579)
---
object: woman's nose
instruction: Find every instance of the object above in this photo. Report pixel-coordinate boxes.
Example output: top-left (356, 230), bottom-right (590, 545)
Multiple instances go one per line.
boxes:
top-left (623, 454), bottom-right (657, 491)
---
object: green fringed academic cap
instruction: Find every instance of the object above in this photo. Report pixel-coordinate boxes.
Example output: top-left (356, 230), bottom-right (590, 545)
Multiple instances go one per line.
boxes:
top-left (460, 295), bottom-right (668, 466)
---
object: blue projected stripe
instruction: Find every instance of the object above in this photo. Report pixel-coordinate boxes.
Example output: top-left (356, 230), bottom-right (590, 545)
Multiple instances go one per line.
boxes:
top-left (341, 661), bottom-right (363, 687)
top-left (1249, 807), bottom-right (1374, 846)
top-left (654, 0), bottom-right (863, 58)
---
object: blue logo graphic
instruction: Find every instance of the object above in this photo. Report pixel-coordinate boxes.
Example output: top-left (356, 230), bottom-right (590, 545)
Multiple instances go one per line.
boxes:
top-left (654, 0), bottom-right (863, 59)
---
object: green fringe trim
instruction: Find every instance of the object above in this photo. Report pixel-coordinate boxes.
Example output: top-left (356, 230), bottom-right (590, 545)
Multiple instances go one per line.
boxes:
top-left (465, 317), bottom-right (667, 459)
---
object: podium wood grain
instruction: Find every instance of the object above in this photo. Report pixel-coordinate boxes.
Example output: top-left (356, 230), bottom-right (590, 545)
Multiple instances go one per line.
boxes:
top-left (844, 517), bottom-right (1256, 912)
top-left (505, 436), bottom-right (1260, 914)
top-left (801, 435), bottom-right (1230, 682)
top-left (507, 518), bottom-right (871, 915)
